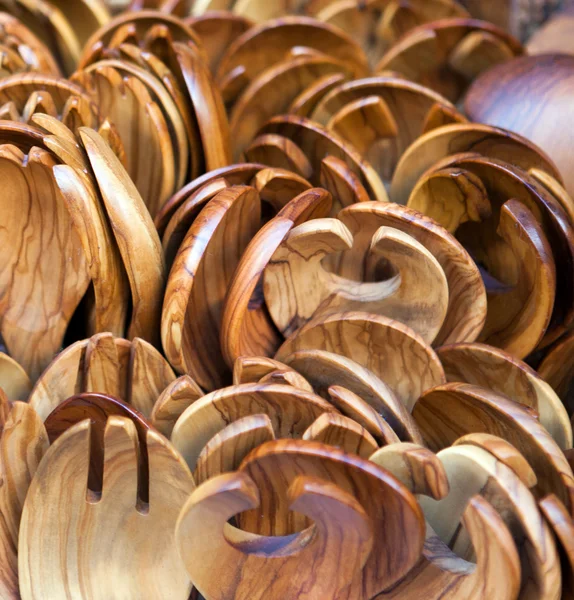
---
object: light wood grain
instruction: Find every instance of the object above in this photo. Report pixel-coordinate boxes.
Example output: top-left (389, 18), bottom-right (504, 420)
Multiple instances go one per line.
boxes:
top-left (276, 311), bottom-right (445, 411)
top-left (151, 375), bottom-right (203, 438)
top-left (0, 401), bottom-right (48, 599)
top-left (413, 382), bottom-right (574, 510)
top-left (194, 413), bottom-right (275, 484)
top-left (264, 218), bottom-right (448, 343)
top-left (233, 356), bottom-right (308, 387)
top-left (244, 134), bottom-right (313, 179)
top-left (171, 382), bottom-right (336, 471)
top-left (336, 202), bottom-right (486, 345)
top-left (162, 185), bottom-right (261, 390)
top-left (176, 472), bottom-right (373, 600)
top-left (539, 329), bottom-right (574, 415)
top-left (420, 444), bottom-right (559, 600)
top-left (288, 72), bottom-right (347, 117)
top-left (238, 439), bottom-right (425, 598)
top-left (0, 144), bottom-right (90, 380)
top-left (0, 353), bottom-right (32, 400)
top-left (319, 155), bottom-right (370, 206)
top-left (438, 342), bottom-right (572, 450)
top-left (19, 417), bottom-right (195, 600)
top-left (79, 127), bottom-right (166, 347)
top-left (283, 349), bottom-right (421, 442)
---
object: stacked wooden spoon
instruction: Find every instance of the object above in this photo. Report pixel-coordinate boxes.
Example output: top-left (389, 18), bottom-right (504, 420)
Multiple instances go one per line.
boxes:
top-left (0, 2), bottom-right (572, 600)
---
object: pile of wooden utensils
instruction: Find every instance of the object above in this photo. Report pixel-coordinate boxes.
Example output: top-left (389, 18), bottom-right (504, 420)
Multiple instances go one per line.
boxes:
top-left (1, 0), bottom-right (574, 598)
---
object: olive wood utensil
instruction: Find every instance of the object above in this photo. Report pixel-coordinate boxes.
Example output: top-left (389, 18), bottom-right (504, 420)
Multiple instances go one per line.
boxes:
top-left (288, 72), bottom-right (347, 117)
top-left (0, 144), bottom-right (90, 380)
top-left (150, 375), bottom-right (203, 437)
top-left (335, 202), bottom-right (486, 346)
top-left (79, 127), bottom-right (166, 346)
top-left (319, 155), bottom-right (370, 205)
top-left (237, 439), bottom-right (425, 597)
top-left (220, 187), bottom-right (332, 365)
top-left (276, 311), bottom-right (445, 411)
top-left (413, 382), bottom-right (574, 510)
top-left (244, 133), bottom-right (314, 179)
top-left (390, 123), bottom-right (562, 205)
top-left (437, 342), bottom-right (572, 450)
top-left (0, 352), bottom-right (32, 400)
top-left (420, 444), bottom-right (557, 600)
top-left (282, 349), bottom-right (421, 442)
top-left (232, 355), bottom-right (313, 391)
top-left (176, 472), bottom-right (373, 600)
top-left (539, 329), bottom-right (574, 415)
top-left (171, 382), bottom-right (336, 471)
top-left (264, 217), bottom-right (449, 343)
top-left (162, 185), bottom-right (261, 390)
top-left (0, 399), bottom-right (48, 599)
top-left (19, 416), bottom-right (195, 600)
top-left (327, 386), bottom-right (401, 445)
top-left (194, 413), bottom-right (274, 483)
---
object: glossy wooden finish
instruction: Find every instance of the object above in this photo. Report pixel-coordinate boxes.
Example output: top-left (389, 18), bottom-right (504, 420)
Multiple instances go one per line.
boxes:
top-left (177, 472), bottom-right (373, 600)
top-left (0, 352), bottom-right (32, 400)
top-left (420, 444), bottom-right (560, 600)
top-left (539, 329), bottom-right (574, 415)
top-left (171, 382), bottom-right (336, 470)
top-left (150, 375), bottom-right (203, 437)
top-left (276, 311), bottom-right (446, 411)
top-left (465, 54), bottom-right (574, 198)
top-left (282, 349), bottom-right (421, 442)
top-left (232, 356), bottom-right (312, 391)
top-left (19, 417), bottom-right (195, 600)
top-left (0, 401), bottom-right (48, 599)
top-left (438, 342), bottom-right (572, 449)
top-left (414, 382), bottom-right (574, 510)
top-left (238, 439), bottom-right (425, 598)
top-left (336, 202), bottom-right (486, 346)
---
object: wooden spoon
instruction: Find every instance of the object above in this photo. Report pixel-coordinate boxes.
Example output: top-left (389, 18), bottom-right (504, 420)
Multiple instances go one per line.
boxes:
top-left (437, 342), bottom-right (572, 449)
top-left (19, 416), bottom-right (195, 599)
top-left (176, 472), bottom-right (373, 600)
top-left (0, 352), bottom-right (32, 400)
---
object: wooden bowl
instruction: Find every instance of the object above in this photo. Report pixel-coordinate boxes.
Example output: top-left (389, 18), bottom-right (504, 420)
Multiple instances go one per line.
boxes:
top-left (465, 54), bottom-right (574, 198)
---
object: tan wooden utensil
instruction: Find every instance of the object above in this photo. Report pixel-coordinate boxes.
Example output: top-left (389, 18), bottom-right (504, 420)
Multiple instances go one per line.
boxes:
top-left (232, 355), bottom-right (312, 390)
top-left (171, 382), bottom-right (336, 470)
top-left (0, 398), bottom-right (48, 599)
top-left (19, 416), bottom-right (195, 599)
top-left (176, 472), bottom-right (373, 600)
top-left (282, 349), bottom-right (422, 442)
top-left (150, 375), bottom-right (203, 437)
top-left (539, 329), bottom-right (574, 414)
top-left (237, 439), bottom-right (425, 597)
top-left (0, 352), bottom-right (32, 400)
top-left (264, 217), bottom-right (449, 343)
top-left (413, 382), bottom-right (574, 510)
top-left (276, 311), bottom-right (446, 411)
top-left (437, 342), bottom-right (572, 449)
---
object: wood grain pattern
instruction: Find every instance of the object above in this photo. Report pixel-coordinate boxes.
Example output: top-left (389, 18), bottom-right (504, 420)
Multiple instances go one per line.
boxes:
top-left (0, 401), bottom-right (48, 599)
top-left (0, 144), bottom-right (90, 380)
top-left (539, 329), bottom-right (574, 415)
top-left (453, 433), bottom-right (537, 488)
top-left (250, 167), bottom-right (312, 213)
top-left (54, 164), bottom-right (129, 338)
top-left (465, 54), bottom-right (574, 198)
top-left (264, 217), bottom-right (449, 343)
top-left (0, 352), bottom-right (32, 400)
top-left (162, 186), bottom-right (261, 390)
top-left (216, 16), bottom-right (369, 104)
top-left (303, 412), bottom-right (378, 457)
top-left (230, 54), bottom-right (347, 159)
top-left (19, 417), bottom-right (195, 600)
top-left (221, 188), bottom-right (332, 366)
top-left (319, 155), bottom-right (370, 206)
top-left (238, 439), bottom-right (425, 597)
top-left (151, 375), bottom-right (203, 438)
top-left (283, 349), bottom-right (421, 442)
top-left (327, 386), bottom-right (401, 445)
top-left (390, 123), bottom-right (562, 205)
top-left (79, 127), bottom-right (166, 347)
top-left (312, 76), bottom-right (465, 184)
top-left (259, 115), bottom-right (387, 200)
top-left (413, 382), bottom-right (574, 510)
top-left (370, 442), bottom-right (449, 499)
top-left (288, 72), bottom-right (347, 117)
top-left (244, 134), bottom-right (313, 179)
top-left (376, 18), bottom-right (522, 102)
top-left (539, 494), bottom-right (574, 600)
top-left (176, 472), bottom-right (373, 600)
top-left (438, 342), bottom-right (572, 450)
top-left (276, 311), bottom-right (445, 411)
top-left (232, 355), bottom-right (309, 387)
top-left (171, 382), bottom-right (336, 471)
top-left (194, 413), bottom-right (275, 484)
top-left (336, 202), bottom-right (486, 345)
top-left (421, 444), bottom-right (559, 600)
